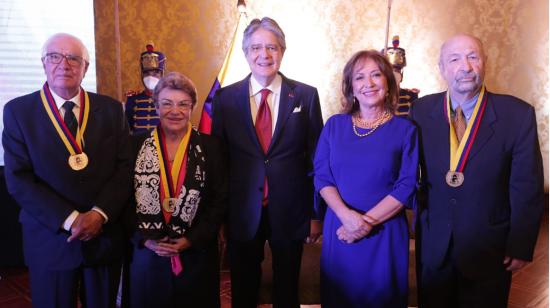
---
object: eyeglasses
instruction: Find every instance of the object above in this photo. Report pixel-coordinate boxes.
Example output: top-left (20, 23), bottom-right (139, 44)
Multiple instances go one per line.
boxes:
top-left (158, 100), bottom-right (193, 110)
top-left (43, 52), bottom-right (86, 67)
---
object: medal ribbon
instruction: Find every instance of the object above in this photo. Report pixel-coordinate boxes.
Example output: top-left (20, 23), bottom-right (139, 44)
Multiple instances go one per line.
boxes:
top-left (40, 83), bottom-right (89, 155)
top-left (444, 85), bottom-right (488, 172)
top-left (152, 125), bottom-right (191, 276)
top-left (152, 124), bottom-right (191, 223)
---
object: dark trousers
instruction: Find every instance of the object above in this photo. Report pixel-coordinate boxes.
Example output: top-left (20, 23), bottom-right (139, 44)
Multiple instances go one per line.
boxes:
top-left (418, 238), bottom-right (512, 308)
top-left (28, 263), bottom-right (121, 308)
top-left (229, 209), bottom-right (304, 308)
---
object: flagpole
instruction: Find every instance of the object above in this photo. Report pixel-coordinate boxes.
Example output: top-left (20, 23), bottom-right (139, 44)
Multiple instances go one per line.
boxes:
top-left (218, 0), bottom-right (247, 83)
top-left (237, 0), bottom-right (248, 21)
top-left (383, 0), bottom-right (393, 55)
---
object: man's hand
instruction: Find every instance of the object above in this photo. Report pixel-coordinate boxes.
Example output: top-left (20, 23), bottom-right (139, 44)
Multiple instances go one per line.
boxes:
top-left (67, 211), bottom-right (104, 242)
top-left (305, 220), bottom-right (322, 244)
top-left (503, 256), bottom-right (530, 272)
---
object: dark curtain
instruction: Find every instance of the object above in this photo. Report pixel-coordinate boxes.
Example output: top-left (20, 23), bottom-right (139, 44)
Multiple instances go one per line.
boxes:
top-left (0, 167), bottom-right (25, 267)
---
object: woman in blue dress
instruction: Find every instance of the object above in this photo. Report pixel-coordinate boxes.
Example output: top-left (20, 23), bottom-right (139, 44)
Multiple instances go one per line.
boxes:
top-left (314, 50), bottom-right (418, 308)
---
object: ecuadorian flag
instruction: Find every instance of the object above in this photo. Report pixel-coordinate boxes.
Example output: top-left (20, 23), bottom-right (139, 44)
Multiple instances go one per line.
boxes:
top-left (199, 13), bottom-right (247, 134)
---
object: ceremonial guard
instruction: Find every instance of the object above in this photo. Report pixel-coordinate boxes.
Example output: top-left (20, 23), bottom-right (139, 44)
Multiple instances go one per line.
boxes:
top-left (125, 43), bottom-right (166, 133)
top-left (384, 35), bottom-right (419, 116)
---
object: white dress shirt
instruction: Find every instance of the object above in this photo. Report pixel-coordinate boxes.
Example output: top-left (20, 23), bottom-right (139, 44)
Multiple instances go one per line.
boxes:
top-left (249, 74), bottom-right (282, 135)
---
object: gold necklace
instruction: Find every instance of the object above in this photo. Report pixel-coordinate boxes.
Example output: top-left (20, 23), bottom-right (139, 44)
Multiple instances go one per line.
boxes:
top-left (352, 110), bottom-right (390, 128)
top-left (352, 112), bottom-right (392, 137)
top-left (353, 114), bottom-right (381, 128)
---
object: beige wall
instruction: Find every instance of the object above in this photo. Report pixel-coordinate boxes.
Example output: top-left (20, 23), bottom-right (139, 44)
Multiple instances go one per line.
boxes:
top-left (94, 0), bottom-right (549, 189)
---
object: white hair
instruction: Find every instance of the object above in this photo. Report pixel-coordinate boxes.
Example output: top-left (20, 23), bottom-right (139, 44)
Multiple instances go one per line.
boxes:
top-left (41, 33), bottom-right (90, 63)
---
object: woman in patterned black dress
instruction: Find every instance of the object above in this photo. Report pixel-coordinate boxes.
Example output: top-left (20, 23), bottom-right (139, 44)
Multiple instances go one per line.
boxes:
top-left (127, 72), bottom-right (227, 308)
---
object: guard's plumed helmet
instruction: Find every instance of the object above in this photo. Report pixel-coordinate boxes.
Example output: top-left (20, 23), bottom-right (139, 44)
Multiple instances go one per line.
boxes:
top-left (383, 35), bottom-right (406, 71)
top-left (140, 43), bottom-right (166, 75)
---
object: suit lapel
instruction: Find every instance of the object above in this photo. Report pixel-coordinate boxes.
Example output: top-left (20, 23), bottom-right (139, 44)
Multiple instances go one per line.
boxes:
top-left (79, 95), bottom-right (103, 175)
top-left (237, 75), bottom-right (264, 153)
top-left (82, 93), bottom-right (101, 151)
top-left (269, 74), bottom-right (298, 154)
top-left (431, 91), bottom-right (496, 171)
top-left (429, 93), bottom-right (452, 170)
top-left (466, 92), bottom-right (496, 162)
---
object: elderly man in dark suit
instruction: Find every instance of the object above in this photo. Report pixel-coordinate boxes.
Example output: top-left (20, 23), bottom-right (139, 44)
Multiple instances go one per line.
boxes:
top-left (410, 34), bottom-right (544, 307)
top-left (2, 33), bottom-right (131, 308)
top-left (212, 17), bottom-right (323, 308)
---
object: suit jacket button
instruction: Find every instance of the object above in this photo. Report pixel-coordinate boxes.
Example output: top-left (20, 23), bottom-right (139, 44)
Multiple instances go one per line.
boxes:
top-left (450, 198), bottom-right (457, 205)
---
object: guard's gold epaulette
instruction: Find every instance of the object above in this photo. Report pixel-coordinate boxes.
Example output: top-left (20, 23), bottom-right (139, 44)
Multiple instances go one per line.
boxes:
top-left (125, 89), bottom-right (139, 97)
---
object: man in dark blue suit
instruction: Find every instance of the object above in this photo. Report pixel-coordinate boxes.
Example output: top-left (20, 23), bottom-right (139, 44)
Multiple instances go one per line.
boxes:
top-left (2, 33), bottom-right (131, 308)
top-left (212, 17), bottom-right (323, 308)
top-left (410, 34), bottom-right (544, 307)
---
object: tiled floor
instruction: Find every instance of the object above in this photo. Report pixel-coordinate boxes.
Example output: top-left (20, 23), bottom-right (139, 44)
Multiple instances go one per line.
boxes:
top-left (1, 209), bottom-right (548, 308)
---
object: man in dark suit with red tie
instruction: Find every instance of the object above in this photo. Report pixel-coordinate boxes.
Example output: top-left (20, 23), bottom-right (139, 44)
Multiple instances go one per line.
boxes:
top-left (2, 33), bottom-right (131, 308)
top-left (212, 17), bottom-right (324, 308)
top-left (410, 34), bottom-right (544, 307)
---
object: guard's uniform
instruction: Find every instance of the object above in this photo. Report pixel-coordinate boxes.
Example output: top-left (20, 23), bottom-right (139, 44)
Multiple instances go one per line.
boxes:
top-left (396, 87), bottom-right (419, 117)
top-left (125, 90), bottom-right (159, 133)
top-left (383, 35), bottom-right (419, 117)
top-left (125, 43), bottom-right (166, 134)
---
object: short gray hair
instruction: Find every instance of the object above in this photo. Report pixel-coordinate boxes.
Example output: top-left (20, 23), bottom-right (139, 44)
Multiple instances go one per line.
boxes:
top-left (242, 17), bottom-right (286, 54)
top-left (153, 72), bottom-right (198, 107)
top-left (41, 33), bottom-right (90, 63)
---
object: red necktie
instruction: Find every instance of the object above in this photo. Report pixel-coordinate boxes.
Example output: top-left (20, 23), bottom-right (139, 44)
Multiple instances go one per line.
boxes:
top-left (255, 89), bottom-right (272, 206)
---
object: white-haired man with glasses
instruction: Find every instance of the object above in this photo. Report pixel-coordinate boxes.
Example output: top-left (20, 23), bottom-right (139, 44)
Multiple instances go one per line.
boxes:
top-left (2, 33), bottom-right (131, 308)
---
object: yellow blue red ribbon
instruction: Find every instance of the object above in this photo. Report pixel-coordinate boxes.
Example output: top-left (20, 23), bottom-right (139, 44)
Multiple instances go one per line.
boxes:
top-left (444, 85), bottom-right (488, 173)
top-left (40, 82), bottom-right (89, 156)
top-left (152, 125), bottom-right (191, 222)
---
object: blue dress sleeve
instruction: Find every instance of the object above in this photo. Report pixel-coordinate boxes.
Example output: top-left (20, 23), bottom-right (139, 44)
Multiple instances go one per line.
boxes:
top-left (389, 123), bottom-right (419, 208)
top-left (313, 116), bottom-right (337, 192)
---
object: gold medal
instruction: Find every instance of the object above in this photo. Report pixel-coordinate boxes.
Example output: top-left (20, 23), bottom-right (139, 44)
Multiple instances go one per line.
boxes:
top-left (41, 84), bottom-right (91, 172)
top-left (162, 198), bottom-right (177, 213)
top-left (446, 170), bottom-right (464, 187)
top-left (68, 153), bottom-right (88, 171)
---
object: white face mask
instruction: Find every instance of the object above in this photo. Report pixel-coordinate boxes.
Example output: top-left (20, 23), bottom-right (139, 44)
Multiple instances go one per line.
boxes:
top-left (143, 76), bottom-right (160, 91)
top-left (393, 70), bottom-right (402, 88)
